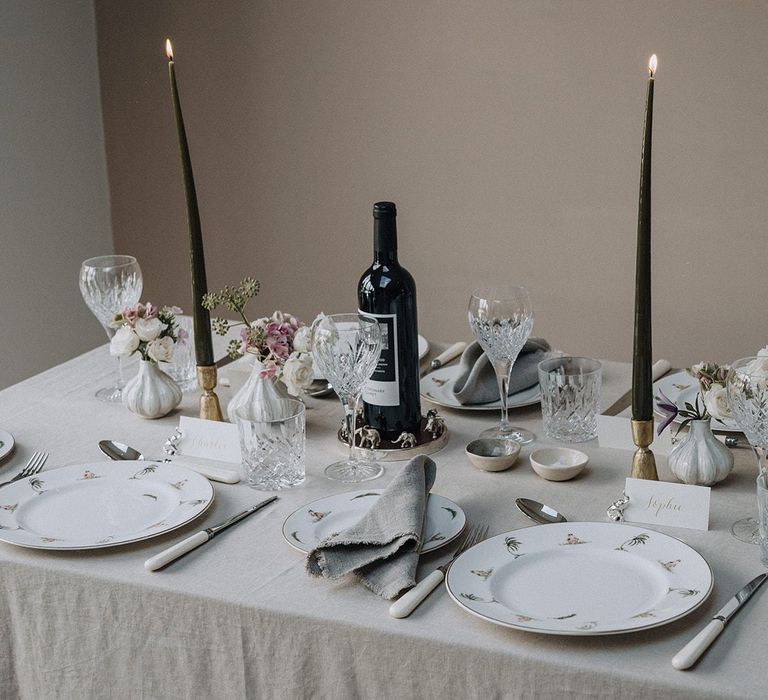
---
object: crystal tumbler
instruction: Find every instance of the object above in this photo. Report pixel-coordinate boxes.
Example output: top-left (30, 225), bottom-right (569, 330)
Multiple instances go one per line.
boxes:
top-left (538, 357), bottom-right (602, 442)
top-left (237, 399), bottom-right (306, 490)
top-left (164, 315), bottom-right (197, 392)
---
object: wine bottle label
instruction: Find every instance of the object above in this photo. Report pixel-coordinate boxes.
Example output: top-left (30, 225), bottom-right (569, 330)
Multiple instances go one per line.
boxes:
top-left (359, 310), bottom-right (400, 406)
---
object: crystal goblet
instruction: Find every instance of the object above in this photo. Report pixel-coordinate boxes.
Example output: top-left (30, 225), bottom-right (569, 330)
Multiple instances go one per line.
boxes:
top-left (79, 255), bottom-right (143, 402)
top-left (311, 313), bottom-right (382, 482)
top-left (468, 287), bottom-right (535, 444)
top-left (726, 356), bottom-right (768, 543)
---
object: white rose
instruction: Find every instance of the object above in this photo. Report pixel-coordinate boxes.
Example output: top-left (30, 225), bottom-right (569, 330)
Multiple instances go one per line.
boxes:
top-left (146, 336), bottom-right (175, 363)
top-left (703, 385), bottom-right (732, 420)
top-left (135, 317), bottom-right (164, 342)
top-left (110, 325), bottom-right (140, 356)
top-left (281, 353), bottom-right (314, 396)
top-left (293, 326), bottom-right (312, 353)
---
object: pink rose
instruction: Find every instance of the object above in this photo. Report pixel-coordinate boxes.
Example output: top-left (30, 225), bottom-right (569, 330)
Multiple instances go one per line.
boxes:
top-left (259, 361), bottom-right (278, 379)
top-left (267, 336), bottom-right (289, 360)
top-left (121, 306), bottom-right (139, 325)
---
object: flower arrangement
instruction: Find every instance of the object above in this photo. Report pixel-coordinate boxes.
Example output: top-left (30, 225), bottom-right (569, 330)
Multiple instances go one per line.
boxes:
top-left (202, 277), bottom-right (314, 396)
top-left (109, 303), bottom-right (185, 363)
top-left (656, 361), bottom-right (731, 435)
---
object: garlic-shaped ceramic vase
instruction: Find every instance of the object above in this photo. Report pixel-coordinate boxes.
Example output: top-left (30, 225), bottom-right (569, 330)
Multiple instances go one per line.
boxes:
top-left (227, 359), bottom-right (290, 424)
top-left (668, 418), bottom-right (734, 486)
top-left (122, 360), bottom-right (183, 419)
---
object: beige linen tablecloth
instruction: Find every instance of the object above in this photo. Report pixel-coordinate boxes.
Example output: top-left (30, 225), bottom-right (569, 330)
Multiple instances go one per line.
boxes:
top-left (0, 345), bottom-right (765, 699)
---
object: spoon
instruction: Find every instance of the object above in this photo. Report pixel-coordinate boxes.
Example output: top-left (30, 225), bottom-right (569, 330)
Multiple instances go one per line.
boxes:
top-left (306, 378), bottom-right (335, 398)
top-left (515, 497), bottom-right (568, 524)
top-left (98, 440), bottom-right (240, 484)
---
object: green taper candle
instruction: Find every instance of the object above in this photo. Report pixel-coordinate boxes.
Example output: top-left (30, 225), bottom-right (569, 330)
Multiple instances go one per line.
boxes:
top-left (632, 54), bottom-right (657, 421)
top-left (166, 39), bottom-right (214, 367)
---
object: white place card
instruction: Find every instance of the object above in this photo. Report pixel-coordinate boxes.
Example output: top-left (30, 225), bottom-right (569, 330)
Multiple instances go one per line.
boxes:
top-left (597, 415), bottom-right (672, 457)
top-left (177, 415), bottom-right (240, 465)
top-left (622, 477), bottom-right (710, 531)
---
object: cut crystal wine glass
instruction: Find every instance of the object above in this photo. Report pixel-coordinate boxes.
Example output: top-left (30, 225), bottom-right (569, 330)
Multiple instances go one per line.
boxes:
top-left (311, 313), bottom-right (383, 482)
top-left (726, 356), bottom-right (768, 543)
top-left (79, 255), bottom-right (143, 402)
top-left (468, 287), bottom-right (535, 443)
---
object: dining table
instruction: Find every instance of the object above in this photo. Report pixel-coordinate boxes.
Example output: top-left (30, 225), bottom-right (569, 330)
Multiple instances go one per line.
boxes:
top-left (0, 340), bottom-right (765, 700)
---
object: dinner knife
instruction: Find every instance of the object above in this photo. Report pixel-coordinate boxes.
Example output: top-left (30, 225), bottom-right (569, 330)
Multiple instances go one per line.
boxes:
top-left (602, 359), bottom-right (672, 417)
top-left (672, 572), bottom-right (768, 670)
top-left (144, 497), bottom-right (278, 571)
top-left (421, 342), bottom-right (467, 378)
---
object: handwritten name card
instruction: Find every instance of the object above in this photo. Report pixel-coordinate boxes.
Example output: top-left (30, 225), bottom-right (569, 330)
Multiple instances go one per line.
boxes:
top-left (177, 415), bottom-right (240, 465)
top-left (623, 477), bottom-right (710, 531)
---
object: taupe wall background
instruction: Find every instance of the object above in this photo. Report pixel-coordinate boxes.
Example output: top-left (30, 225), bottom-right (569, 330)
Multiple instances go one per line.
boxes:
top-left (5, 1), bottom-right (766, 391)
top-left (94, 0), bottom-right (768, 369)
top-left (1, 0), bottom-right (112, 389)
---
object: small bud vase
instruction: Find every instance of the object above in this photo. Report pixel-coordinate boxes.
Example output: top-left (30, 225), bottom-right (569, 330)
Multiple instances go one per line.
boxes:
top-left (227, 359), bottom-right (291, 424)
top-left (668, 418), bottom-right (734, 486)
top-left (122, 360), bottom-right (183, 419)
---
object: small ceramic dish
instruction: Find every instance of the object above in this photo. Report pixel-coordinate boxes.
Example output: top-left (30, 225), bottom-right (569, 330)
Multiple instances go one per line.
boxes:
top-left (530, 447), bottom-right (588, 481)
top-left (465, 439), bottom-right (521, 472)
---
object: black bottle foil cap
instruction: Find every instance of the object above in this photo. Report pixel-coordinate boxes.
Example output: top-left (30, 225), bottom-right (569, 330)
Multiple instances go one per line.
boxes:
top-left (373, 201), bottom-right (397, 218)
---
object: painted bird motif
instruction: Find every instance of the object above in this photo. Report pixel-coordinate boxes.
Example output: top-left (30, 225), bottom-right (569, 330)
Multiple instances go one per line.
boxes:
top-left (471, 569), bottom-right (493, 580)
top-left (563, 533), bottom-right (589, 545)
top-left (659, 559), bottom-right (681, 572)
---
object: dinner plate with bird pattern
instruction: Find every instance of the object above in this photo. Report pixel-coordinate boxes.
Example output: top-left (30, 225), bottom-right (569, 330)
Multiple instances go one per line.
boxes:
top-left (447, 522), bottom-right (712, 635)
top-left (0, 461), bottom-right (213, 550)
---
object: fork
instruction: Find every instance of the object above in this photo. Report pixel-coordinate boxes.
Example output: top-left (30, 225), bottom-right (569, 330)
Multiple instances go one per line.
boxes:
top-left (389, 523), bottom-right (490, 618)
top-left (0, 451), bottom-right (48, 490)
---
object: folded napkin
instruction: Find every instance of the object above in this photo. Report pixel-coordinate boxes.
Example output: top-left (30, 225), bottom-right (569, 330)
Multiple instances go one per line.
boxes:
top-left (306, 455), bottom-right (435, 599)
top-left (452, 338), bottom-right (553, 405)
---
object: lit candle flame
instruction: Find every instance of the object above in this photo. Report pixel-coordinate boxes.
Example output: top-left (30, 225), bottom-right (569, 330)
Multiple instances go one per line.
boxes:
top-left (648, 54), bottom-right (657, 78)
top-left (165, 39), bottom-right (174, 61)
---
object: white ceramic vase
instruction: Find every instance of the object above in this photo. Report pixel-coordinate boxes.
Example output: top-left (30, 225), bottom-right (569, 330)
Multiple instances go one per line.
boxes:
top-left (668, 418), bottom-right (734, 486)
top-left (227, 359), bottom-right (291, 424)
top-left (122, 360), bottom-right (183, 419)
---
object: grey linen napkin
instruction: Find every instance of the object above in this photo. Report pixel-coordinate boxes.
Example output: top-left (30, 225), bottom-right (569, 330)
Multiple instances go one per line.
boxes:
top-left (452, 338), bottom-right (552, 405)
top-left (306, 455), bottom-right (436, 600)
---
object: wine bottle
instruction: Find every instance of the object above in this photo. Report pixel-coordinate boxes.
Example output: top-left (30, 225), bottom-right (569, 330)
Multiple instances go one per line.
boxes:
top-left (358, 201), bottom-right (422, 440)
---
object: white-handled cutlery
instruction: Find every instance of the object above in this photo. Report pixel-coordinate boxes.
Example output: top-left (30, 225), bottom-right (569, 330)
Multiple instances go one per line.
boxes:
top-left (389, 523), bottom-right (488, 619)
top-left (672, 572), bottom-right (768, 670)
top-left (425, 342), bottom-right (467, 375)
top-left (99, 439), bottom-right (240, 483)
top-left (145, 496), bottom-right (278, 571)
top-left (603, 358), bottom-right (671, 416)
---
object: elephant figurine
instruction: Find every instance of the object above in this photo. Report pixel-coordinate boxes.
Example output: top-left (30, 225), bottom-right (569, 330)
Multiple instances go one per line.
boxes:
top-left (355, 426), bottom-right (381, 450)
top-left (425, 409), bottom-right (446, 438)
top-left (393, 432), bottom-right (417, 448)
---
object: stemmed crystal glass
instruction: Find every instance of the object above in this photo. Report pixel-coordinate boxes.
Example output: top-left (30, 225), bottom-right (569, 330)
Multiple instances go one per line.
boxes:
top-left (468, 287), bottom-right (535, 443)
top-left (79, 255), bottom-right (143, 402)
top-left (726, 356), bottom-right (768, 543)
top-left (311, 313), bottom-right (382, 482)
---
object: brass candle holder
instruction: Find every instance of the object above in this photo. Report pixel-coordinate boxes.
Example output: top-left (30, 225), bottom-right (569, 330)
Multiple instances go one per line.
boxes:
top-left (196, 365), bottom-right (223, 422)
top-left (630, 418), bottom-right (658, 480)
